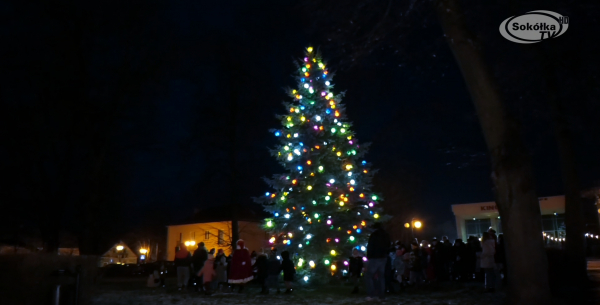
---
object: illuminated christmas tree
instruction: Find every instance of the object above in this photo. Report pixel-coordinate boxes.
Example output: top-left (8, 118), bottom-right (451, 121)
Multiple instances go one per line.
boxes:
top-left (255, 47), bottom-right (385, 283)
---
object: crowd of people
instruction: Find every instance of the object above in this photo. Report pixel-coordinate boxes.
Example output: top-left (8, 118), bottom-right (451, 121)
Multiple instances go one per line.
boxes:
top-left (150, 239), bottom-right (296, 295)
top-left (147, 226), bottom-right (506, 300)
top-left (359, 224), bottom-right (507, 301)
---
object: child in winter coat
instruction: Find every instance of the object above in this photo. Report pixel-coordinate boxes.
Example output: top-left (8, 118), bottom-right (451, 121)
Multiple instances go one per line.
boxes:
top-left (197, 254), bottom-right (217, 295)
top-left (266, 248), bottom-right (282, 294)
top-left (394, 247), bottom-right (406, 286)
top-left (146, 270), bottom-right (161, 288)
top-left (214, 251), bottom-right (228, 292)
top-left (348, 248), bottom-right (364, 294)
top-left (253, 253), bottom-right (269, 294)
top-left (281, 251), bottom-right (295, 293)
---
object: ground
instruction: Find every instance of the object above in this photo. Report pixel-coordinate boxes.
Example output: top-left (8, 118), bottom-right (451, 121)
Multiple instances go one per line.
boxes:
top-left (91, 278), bottom-right (505, 305)
top-left (90, 259), bottom-right (600, 305)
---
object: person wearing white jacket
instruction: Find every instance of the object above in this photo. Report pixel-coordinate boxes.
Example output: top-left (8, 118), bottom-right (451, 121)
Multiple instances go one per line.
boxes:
top-left (480, 232), bottom-right (496, 292)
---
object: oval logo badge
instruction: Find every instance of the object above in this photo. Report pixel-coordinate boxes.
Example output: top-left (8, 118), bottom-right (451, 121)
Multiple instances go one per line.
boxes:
top-left (499, 10), bottom-right (569, 44)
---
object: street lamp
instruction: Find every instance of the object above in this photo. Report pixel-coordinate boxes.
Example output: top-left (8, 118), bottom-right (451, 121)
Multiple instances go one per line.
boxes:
top-left (140, 248), bottom-right (147, 254)
top-left (411, 218), bottom-right (423, 239)
top-left (116, 245), bottom-right (124, 264)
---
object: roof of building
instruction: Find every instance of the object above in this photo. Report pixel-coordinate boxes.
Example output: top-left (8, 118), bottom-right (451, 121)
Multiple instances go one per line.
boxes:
top-left (171, 204), bottom-right (270, 226)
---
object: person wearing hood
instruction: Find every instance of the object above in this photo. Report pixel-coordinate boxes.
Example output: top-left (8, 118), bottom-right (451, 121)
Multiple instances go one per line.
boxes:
top-left (197, 253), bottom-right (217, 295)
top-left (174, 243), bottom-right (193, 291)
top-left (228, 239), bottom-right (253, 292)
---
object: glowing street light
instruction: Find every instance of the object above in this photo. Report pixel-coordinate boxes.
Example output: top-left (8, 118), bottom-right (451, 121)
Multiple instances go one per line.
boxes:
top-left (404, 223), bottom-right (410, 228)
top-left (140, 248), bottom-right (148, 254)
top-left (414, 221), bottom-right (422, 229)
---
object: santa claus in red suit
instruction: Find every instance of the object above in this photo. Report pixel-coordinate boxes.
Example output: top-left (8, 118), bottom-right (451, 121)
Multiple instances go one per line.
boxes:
top-left (228, 239), bottom-right (253, 290)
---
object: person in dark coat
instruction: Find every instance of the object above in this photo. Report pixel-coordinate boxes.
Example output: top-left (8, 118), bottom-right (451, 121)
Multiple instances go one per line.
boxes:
top-left (366, 222), bottom-right (391, 301)
top-left (408, 241), bottom-right (424, 285)
top-left (281, 251), bottom-right (295, 293)
top-left (192, 242), bottom-right (208, 284)
top-left (348, 248), bottom-right (364, 293)
top-left (266, 248), bottom-right (282, 294)
top-left (254, 253), bottom-right (269, 294)
top-left (174, 244), bottom-right (193, 291)
top-left (439, 236), bottom-right (452, 281)
top-left (452, 239), bottom-right (468, 281)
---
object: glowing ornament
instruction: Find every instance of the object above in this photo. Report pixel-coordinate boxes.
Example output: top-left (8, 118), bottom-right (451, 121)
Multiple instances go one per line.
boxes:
top-left (307, 185), bottom-right (312, 190)
top-left (306, 234), bottom-right (312, 239)
top-left (302, 67), bottom-right (307, 72)
top-left (372, 195), bottom-right (378, 200)
top-left (348, 172), bottom-right (352, 177)
top-left (350, 236), bottom-right (355, 241)
top-left (324, 259), bottom-right (330, 265)
top-left (274, 212), bottom-right (279, 217)
top-left (267, 220), bottom-right (273, 227)
top-left (287, 116), bottom-right (292, 121)
top-left (309, 261), bottom-right (315, 268)
top-left (335, 111), bottom-right (340, 117)
top-left (309, 88), bottom-right (314, 94)
top-left (336, 152), bottom-right (342, 157)
top-left (269, 237), bottom-right (276, 243)
top-left (350, 179), bottom-right (355, 185)
top-left (345, 164), bottom-right (353, 170)
top-left (361, 221), bottom-right (366, 226)
top-left (304, 276), bottom-right (309, 282)
top-left (374, 213), bottom-right (380, 219)
top-left (298, 258), bottom-right (303, 267)
top-left (340, 128), bottom-right (346, 133)
top-left (285, 214), bottom-right (290, 219)
top-left (304, 83), bottom-right (309, 88)
top-left (369, 202), bottom-right (374, 207)
top-left (294, 133), bottom-right (298, 138)
top-left (329, 179), bottom-right (335, 183)
top-left (362, 160), bottom-right (367, 165)
top-left (295, 108), bottom-right (300, 113)
top-left (299, 226), bottom-right (303, 230)
top-left (362, 257), bottom-right (368, 262)
top-left (298, 244), bottom-right (302, 248)
top-left (275, 131), bottom-right (281, 136)
top-left (307, 47), bottom-right (313, 53)
top-left (326, 220), bottom-right (332, 225)
top-left (318, 166), bottom-right (324, 172)
top-left (357, 229), bottom-right (362, 233)
top-left (325, 81), bottom-right (330, 85)
top-left (287, 154), bottom-right (293, 161)
top-left (294, 149), bottom-right (301, 155)
top-left (331, 250), bottom-right (336, 256)
top-left (361, 246), bottom-right (366, 251)
top-left (304, 72), bottom-right (309, 77)
top-left (307, 160), bottom-right (312, 165)
top-left (314, 213), bottom-right (319, 219)
top-left (297, 165), bottom-right (302, 171)
top-left (331, 128), bottom-right (336, 133)
top-left (325, 196), bottom-right (330, 201)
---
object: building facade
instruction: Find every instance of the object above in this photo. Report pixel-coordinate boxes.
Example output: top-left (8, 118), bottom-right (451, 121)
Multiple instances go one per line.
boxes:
top-left (99, 241), bottom-right (138, 267)
top-left (166, 221), bottom-right (268, 260)
top-left (452, 196), bottom-right (569, 241)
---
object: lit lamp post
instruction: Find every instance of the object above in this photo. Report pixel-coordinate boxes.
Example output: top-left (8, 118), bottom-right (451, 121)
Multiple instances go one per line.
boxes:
top-left (116, 245), bottom-right (124, 264)
top-left (140, 248), bottom-right (148, 263)
top-left (407, 218), bottom-right (422, 240)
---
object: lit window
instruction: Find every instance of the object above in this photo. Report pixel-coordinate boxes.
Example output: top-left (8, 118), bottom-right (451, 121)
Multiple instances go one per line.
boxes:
top-left (218, 230), bottom-right (225, 245)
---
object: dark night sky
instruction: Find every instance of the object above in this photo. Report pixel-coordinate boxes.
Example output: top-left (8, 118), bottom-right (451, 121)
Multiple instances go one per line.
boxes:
top-left (1, 0), bottom-right (599, 244)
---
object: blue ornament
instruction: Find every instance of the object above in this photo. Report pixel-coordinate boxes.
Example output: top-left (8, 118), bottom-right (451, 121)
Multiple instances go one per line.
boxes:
top-left (299, 142), bottom-right (304, 146)
top-left (275, 131), bottom-right (281, 137)
top-left (301, 207), bottom-right (305, 210)
top-left (265, 192), bottom-right (270, 196)
top-left (362, 160), bottom-right (367, 165)
top-left (274, 212), bottom-right (279, 217)
top-left (301, 78), bottom-right (306, 82)
top-left (326, 109), bottom-right (331, 114)
top-left (300, 106), bottom-right (305, 110)
top-left (357, 229), bottom-right (362, 233)
top-left (297, 165), bottom-right (303, 171)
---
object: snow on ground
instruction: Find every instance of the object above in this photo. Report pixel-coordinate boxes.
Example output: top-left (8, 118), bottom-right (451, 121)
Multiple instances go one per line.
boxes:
top-left (91, 278), bottom-right (505, 305)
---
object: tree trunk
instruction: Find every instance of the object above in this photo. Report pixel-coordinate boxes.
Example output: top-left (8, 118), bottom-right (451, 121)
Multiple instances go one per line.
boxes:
top-left (435, 1), bottom-right (552, 303)
top-left (541, 52), bottom-right (587, 284)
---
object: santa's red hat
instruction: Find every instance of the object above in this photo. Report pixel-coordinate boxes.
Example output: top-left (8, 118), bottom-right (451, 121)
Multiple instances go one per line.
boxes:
top-left (236, 239), bottom-right (245, 249)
